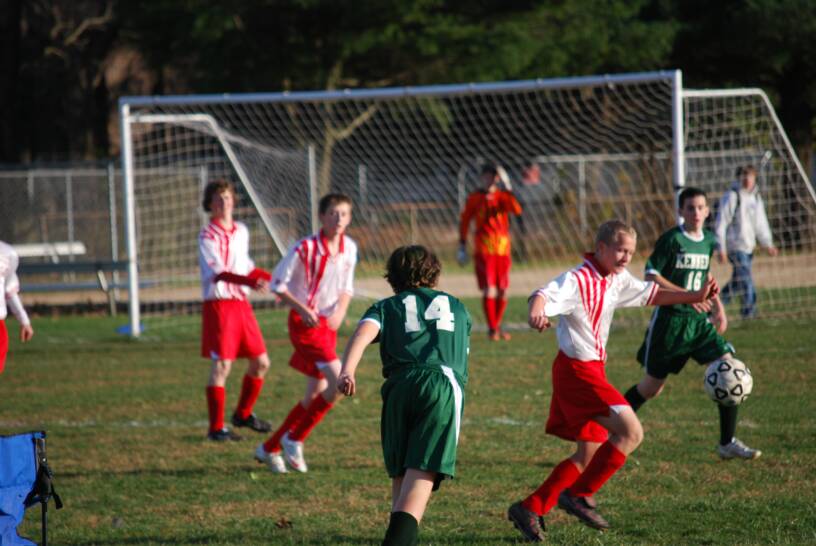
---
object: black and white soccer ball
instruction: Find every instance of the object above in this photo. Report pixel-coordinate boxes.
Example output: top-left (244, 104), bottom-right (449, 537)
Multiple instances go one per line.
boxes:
top-left (703, 357), bottom-right (753, 406)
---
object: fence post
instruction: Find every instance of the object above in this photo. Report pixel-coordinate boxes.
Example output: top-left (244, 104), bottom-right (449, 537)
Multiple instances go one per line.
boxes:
top-left (308, 145), bottom-right (318, 234)
top-left (108, 162), bottom-right (120, 311)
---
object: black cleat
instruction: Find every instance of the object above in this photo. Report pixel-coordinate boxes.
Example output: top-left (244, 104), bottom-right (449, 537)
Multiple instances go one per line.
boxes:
top-left (558, 491), bottom-right (609, 530)
top-left (231, 412), bottom-right (272, 433)
top-left (207, 428), bottom-right (243, 442)
top-left (508, 501), bottom-right (545, 542)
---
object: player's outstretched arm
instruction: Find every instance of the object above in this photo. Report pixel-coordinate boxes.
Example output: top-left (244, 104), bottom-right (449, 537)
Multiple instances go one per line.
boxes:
top-left (527, 294), bottom-right (551, 332)
top-left (652, 277), bottom-right (719, 307)
top-left (337, 320), bottom-right (380, 396)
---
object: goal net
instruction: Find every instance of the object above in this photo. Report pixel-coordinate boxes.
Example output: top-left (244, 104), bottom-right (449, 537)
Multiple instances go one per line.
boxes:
top-left (120, 71), bottom-right (816, 335)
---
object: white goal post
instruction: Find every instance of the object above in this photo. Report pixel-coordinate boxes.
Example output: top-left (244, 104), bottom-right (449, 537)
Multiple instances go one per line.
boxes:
top-left (119, 70), bottom-right (816, 337)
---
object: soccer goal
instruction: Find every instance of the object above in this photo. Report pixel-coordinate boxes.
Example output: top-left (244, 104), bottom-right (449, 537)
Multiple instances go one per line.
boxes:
top-left (119, 70), bottom-right (816, 336)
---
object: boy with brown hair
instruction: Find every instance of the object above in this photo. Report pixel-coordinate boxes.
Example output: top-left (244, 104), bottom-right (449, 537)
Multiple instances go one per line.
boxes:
top-left (254, 193), bottom-right (357, 473)
top-left (199, 179), bottom-right (273, 441)
top-left (338, 245), bottom-right (471, 546)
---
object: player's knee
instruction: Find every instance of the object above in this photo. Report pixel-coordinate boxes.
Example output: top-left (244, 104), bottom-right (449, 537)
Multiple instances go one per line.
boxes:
top-left (484, 286), bottom-right (497, 298)
top-left (249, 354), bottom-right (271, 376)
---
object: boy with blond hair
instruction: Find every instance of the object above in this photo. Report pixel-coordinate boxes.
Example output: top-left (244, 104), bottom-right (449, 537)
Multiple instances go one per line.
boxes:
top-left (508, 220), bottom-right (718, 541)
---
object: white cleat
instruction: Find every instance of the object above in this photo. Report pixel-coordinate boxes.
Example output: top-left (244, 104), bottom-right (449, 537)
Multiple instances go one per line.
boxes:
top-left (718, 438), bottom-right (762, 460)
top-left (254, 443), bottom-right (288, 473)
top-left (281, 433), bottom-right (308, 473)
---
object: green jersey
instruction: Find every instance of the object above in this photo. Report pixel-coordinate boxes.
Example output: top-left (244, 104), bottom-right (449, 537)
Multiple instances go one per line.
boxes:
top-left (361, 287), bottom-right (471, 384)
top-left (646, 226), bottom-right (717, 314)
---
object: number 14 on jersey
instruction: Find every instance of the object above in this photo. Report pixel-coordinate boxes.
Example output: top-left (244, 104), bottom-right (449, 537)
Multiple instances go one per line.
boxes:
top-left (403, 295), bottom-right (455, 333)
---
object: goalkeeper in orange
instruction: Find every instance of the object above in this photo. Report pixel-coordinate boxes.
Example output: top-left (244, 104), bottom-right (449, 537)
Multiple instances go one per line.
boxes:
top-left (458, 163), bottom-right (522, 340)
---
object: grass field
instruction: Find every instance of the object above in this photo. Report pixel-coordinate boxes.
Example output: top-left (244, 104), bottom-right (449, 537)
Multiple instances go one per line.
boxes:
top-left (2, 298), bottom-right (815, 545)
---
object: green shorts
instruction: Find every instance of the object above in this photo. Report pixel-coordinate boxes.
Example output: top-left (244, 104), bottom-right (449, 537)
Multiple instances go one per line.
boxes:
top-left (636, 308), bottom-right (734, 379)
top-left (380, 365), bottom-right (465, 488)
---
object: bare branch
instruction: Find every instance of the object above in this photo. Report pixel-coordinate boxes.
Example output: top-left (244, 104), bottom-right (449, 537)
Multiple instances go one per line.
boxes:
top-left (331, 104), bottom-right (378, 141)
top-left (64, 1), bottom-right (114, 46)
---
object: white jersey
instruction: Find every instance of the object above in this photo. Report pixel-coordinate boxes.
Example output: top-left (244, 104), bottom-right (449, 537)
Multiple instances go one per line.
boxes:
top-left (272, 233), bottom-right (357, 317)
top-left (533, 256), bottom-right (657, 361)
top-left (0, 241), bottom-right (30, 325)
top-left (198, 220), bottom-right (255, 301)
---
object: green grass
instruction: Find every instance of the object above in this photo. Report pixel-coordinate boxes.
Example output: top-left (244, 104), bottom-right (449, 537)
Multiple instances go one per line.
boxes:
top-left (1, 300), bottom-right (815, 545)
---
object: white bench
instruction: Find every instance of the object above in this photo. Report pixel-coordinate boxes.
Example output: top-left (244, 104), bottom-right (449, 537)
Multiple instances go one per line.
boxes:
top-left (12, 242), bottom-right (87, 262)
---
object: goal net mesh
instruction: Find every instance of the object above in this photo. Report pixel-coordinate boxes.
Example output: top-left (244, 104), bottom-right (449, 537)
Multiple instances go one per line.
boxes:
top-left (122, 73), bottom-right (816, 330)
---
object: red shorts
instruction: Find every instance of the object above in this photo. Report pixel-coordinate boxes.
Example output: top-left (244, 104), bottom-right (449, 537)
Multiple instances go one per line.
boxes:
top-left (474, 253), bottom-right (511, 291)
top-left (546, 351), bottom-right (629, 442)
top-left (288, 310), bottom-right (338, 379)
top-left (0, 320), bottom-right (7, 374)
top-left (201, 299), bottom-right (267, 361)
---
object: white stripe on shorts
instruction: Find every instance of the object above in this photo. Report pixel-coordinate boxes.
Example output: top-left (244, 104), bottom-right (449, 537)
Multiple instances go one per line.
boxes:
top-left (440, 365), bottom-right (463, 446)
top-left (643, 306), bottom-right (660, 373)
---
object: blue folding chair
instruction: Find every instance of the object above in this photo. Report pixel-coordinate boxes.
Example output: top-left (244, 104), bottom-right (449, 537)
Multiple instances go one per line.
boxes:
top-left (0, 432), bottom-right (61, 546)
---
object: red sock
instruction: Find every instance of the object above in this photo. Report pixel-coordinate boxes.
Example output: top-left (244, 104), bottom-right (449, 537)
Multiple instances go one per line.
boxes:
top-left (206, 386), bottom-right (226, 433)
top-left (568, 442), bottom-right (627, 497)
top-left (495, 298), bottom-right (508, 329)
top-left (263, 402), bottom-right (308, 453)
top-left (235, 374), bottom-right (264, 420)
top-left (522, 459), bottom-right (581, 515)
top-left (288, 395), bottom-right (333, 442)
top-left (482, 296), bottom-right (498, 331)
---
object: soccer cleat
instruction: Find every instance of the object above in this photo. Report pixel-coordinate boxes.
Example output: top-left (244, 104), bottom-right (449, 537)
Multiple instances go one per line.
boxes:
top-left (231, 412), bottom-right (272, 433)
top-left (507, 501), bottom-right (545, 542)
top-left (488, 330), bottom-right (501, 342)
top-left (498, 329), bottom-right (512, 341)
top-left (207, 428), bottom-right (242, 442)
top-left (281, 433), bottom-right (308, 473)
top-left (717, 438), bottom-right (762, 460)
top-left (558, 491), bottom-right (610, 530)
top-left (254, 443), bottom-right (288, 473)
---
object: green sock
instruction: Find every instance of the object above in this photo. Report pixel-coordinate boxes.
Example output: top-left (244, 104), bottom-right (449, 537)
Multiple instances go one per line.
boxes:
top-left (719, 404), bottom-right (738, 446)
top-left (382, 511), bottom-right (419, 546)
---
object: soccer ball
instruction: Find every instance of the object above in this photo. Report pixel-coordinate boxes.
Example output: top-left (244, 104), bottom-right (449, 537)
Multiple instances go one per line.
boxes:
top-left (703, 357), bottom-right (753, 406)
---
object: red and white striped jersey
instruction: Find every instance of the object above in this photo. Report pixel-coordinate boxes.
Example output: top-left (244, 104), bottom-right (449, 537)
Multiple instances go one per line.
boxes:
top-left (0, 241), bottom-right (30, 324)
top-left (198, 220), bottom-right (255, 301)
top-left (533, 255), bottom-right (658, 361)
top-left (272, 232), bottom-right (357, 317)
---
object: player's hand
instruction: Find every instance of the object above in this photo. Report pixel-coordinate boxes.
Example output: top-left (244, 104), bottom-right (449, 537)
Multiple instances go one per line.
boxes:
top-left (456, 245), bottom-right (468, 266)
top-left (528, 312), bottom-right (551, 332)
top-left (253, 279), bottom-right (270, 293)
top-left (337, 373), bottom-right (356, 396)
top-left (19, 324), bottom-right (33, 342)
top-left (496, 166), bottom-right (512, 191)
top-left (766, 246), bottom-right (779, 257)
top-left (691, 300), bottom-right (713, 314)
top-left (696, 277), bottom-right (719, 302)
top-left (299, 306), bottom-right (320, 327)
top-left (716, 250), bottom-right (726, 264)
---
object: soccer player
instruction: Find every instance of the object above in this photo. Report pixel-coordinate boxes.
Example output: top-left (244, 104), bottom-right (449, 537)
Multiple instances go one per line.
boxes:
top-left (623, 187), bottom-right (761, 460)
top-left (0, 240), bottom-right (34, 375)
top-left (458, 163), bottom-right (522, 341)
top-left (254, 193), bottom-right (357, 473)
top-left (338, 245), bottom-right (471, 546)
top-left (199, 179), bottom-right (273, 442)
top-left (508, 220), bottom-right (717, 541)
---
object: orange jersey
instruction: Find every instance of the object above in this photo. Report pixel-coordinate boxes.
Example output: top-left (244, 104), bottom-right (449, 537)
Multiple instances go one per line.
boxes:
top-left (459, 190), bottom-right (522, 256)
